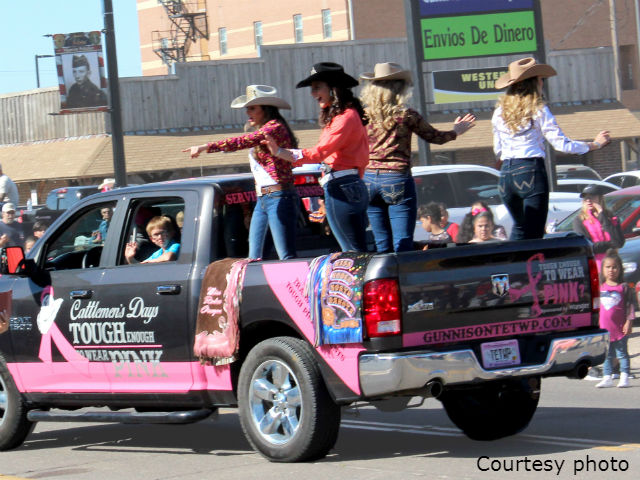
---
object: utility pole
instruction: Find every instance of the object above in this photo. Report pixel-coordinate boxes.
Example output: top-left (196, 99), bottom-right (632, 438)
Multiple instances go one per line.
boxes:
top-left (609, 0), bottom-right (627, 170)
top-left (34, 54), bottom-right (53, 88)
top-left (103, 0), bottom-right (127, 187)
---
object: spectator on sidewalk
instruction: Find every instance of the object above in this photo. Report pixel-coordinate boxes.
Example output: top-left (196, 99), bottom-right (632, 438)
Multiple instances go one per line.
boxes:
top-left (0, 164), bottom-right (19, 206)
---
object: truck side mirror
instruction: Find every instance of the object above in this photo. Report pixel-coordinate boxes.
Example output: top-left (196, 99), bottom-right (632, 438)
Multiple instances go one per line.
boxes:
top-left (1, 246), bottom-right (26, 274)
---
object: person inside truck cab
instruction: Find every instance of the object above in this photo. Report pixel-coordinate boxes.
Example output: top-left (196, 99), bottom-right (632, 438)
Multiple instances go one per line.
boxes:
top-left (183, 85), bottom-right (299, 260)
top-left (91, 206), bottom-right (112, 244)
top-left (124, 215), bottom-right (180, 264)
top-left (263, 62), bottom-right (369, 252)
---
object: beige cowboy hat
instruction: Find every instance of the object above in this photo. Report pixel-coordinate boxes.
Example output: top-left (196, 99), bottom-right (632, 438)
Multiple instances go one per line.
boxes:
top-left (230, 85), bottom-right (291, 109)
top-left (360, 62), bottom-right (413, 85)
top-left (495, 57), bottom-right (557, 89)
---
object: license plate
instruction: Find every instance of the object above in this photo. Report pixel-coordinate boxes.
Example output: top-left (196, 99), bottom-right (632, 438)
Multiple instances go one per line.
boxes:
top-left (481, 339), bottom-right (521, 369)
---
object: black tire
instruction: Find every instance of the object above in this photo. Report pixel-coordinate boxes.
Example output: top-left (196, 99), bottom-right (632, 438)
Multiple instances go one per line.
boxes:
top-left (0, 354), bottom-right (33, 450)
top-left (440, 376), bottom-right (540, 441)
top-left (237, 337), bottom-right (341, 462)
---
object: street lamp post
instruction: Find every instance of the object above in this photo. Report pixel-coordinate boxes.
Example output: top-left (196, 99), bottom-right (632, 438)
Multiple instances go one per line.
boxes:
top-left (34, 54), bottom-right (53, 88)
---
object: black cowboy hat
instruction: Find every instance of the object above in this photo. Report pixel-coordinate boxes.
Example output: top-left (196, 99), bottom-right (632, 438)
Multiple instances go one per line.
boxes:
top-left (296, 62), bottom-right (359, 89)
top-left (580, 183), bottom-right (609, 198)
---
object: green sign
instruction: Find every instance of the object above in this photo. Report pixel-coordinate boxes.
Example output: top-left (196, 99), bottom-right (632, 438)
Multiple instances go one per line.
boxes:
top-left (421, 11), bottom-right (537, 60)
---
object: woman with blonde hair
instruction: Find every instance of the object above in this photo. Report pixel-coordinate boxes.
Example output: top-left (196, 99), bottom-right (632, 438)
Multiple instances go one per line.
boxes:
top-left (493, 57), bottom-right (611, 240)
top-left (359, 62), bottom-right (475, 252)
top-left (572, 184), bottom-right (624, 271)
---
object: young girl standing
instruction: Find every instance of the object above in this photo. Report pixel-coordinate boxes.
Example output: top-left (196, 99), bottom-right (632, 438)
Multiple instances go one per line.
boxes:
top-left (596, 249), bottom-right (634, 388)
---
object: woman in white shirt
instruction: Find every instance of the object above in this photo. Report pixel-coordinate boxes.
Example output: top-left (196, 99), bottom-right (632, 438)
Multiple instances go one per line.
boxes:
top-left (493, 57), bottom-right (610, 240)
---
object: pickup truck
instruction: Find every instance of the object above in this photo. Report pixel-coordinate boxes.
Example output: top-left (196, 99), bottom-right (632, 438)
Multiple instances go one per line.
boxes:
top-left (0, 172), bottom-right (608, 462)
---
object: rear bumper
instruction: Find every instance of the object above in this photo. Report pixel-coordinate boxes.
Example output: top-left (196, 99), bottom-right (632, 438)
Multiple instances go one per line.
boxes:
top-left (359, 331), bottom-right (608, 397)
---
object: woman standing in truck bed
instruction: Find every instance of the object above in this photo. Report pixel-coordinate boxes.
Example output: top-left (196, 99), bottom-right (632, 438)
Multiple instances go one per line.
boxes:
top-left (184, 85), bottom-right (299, 260)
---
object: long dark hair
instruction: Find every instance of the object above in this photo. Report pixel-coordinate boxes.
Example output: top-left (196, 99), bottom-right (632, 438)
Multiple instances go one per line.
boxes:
top-left (458, 201), bottom-right (496, 243)
top-left (319, 84), bottom-right (367, 128)
top-left (262, 106), bottom-right (299, 148)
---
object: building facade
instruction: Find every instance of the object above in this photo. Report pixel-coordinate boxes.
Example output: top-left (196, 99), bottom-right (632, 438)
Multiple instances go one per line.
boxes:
top-left (137, 0), bottom-right (640, 108)
top-left (137, 0), bottom-right (406, 75)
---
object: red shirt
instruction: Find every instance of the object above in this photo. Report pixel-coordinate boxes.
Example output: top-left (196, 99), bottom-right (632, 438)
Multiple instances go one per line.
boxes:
top-left (299, 108), bottom-right (369, 176)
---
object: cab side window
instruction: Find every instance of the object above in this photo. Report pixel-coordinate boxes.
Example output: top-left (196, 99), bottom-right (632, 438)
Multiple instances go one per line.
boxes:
top-left (43, 201), bottom-right (116, 271)
top-left (119, 197), bottom-right (185, 265)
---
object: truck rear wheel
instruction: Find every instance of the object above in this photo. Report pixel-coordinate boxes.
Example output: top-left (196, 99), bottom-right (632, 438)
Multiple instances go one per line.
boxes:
top-left (440, 376), bottom-right (540, 441)
top-left (0, 355), bottom-right (33, 450)
top-left (237, 337), bottom-right (341, 462)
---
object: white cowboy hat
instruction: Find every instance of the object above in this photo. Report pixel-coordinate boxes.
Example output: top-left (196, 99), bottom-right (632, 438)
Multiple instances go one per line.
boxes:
top-left (360, 62), bottom-right (413, 85)
top-left (495, 57), bottom-right (557, 89)
top-left (98, 178), bottom-right (115, 189)
top-left (230, 85), bottom-right (291, 109)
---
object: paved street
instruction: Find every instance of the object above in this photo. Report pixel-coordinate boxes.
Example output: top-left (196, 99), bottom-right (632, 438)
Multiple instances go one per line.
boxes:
top-left (1, 330), bottom-right (639, 480)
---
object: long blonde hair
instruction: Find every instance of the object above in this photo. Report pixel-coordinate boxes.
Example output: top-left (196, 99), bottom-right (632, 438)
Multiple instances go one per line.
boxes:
top-left (497, 77), bottom-right (545, 134)
top-left (360, 79), bottom-right (411, 131)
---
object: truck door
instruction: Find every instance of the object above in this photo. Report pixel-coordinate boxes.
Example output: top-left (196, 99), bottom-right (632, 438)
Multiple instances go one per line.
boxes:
top-left (98, 193), bottom-right (197, 396)
top-left (9, 200), bottom-right (118, 394)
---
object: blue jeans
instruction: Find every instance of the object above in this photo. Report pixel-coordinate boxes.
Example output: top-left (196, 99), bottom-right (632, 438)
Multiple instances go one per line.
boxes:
top-left (323, 174), bottom-right (369, 252)
top-left (499, 157), bottom-right (549, 240)
top-left (364, 170), bottom-right (417, 253)
top-left (248, 189), bottom-right (298, 260)
top-left (603, 336), bottom-right (630, 376)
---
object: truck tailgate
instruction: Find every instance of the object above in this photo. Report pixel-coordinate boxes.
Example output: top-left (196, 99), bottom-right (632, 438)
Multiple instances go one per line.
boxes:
top-left (393, 236), bottom-right (595, 348)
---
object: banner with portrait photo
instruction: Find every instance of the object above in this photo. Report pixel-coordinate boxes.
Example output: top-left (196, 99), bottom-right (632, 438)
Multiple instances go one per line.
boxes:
top-left (52, 31), bottom-right (109, 114)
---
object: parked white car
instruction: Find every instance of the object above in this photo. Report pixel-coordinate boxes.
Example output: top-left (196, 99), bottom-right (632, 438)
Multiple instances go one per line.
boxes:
top-left (604, 170), bottom-right (640, 189)
top-left (555, 164), bottom-right (602, 181)
top-left (411, 164), bottom-right (582, 240)
top-left (555, 178), bottom-right (620, 195)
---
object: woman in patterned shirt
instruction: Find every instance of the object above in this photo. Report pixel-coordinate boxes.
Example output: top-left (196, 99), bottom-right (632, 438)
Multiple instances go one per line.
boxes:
top-left (184, 85), bottom-right (299, 260)
top-left (359, 62), bottom-right (475, 253)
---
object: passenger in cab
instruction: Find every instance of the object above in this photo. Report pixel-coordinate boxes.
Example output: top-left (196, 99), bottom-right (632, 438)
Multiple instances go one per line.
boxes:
top-left (359, 62), bottom-right (475, 252)
top-left (263, 62), bottom-right (369, 252)
top-left (184, 85), bottom-right (298, 260)
top-left (125, 215), bottom-right (180, 264)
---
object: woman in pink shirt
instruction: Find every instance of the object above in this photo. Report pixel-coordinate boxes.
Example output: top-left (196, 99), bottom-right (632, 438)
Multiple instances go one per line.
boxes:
top-left (265, 62), bottom-right (369, 252)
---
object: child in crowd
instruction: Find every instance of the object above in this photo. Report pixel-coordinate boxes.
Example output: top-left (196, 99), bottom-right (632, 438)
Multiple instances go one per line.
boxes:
top-left (418, 202), bottom-right (452, 249)
top-left (457, 201), bottom-right (507, 243)
top-left (596, 249), bottom-right (634, 388)
top-left (438, 202), bottom-right (458, 242)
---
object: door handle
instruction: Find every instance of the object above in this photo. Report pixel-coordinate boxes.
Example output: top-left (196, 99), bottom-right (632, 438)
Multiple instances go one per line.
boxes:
top-left (70, 290), bottom-right (92, 299)
top-left (157, 284), bottom-right (181, 295)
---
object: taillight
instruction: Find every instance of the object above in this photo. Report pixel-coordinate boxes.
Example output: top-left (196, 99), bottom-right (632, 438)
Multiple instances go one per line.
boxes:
top-left (588, 257), bottom-right (600, 313)
top-left (363, 278), bottom-right (401, 337)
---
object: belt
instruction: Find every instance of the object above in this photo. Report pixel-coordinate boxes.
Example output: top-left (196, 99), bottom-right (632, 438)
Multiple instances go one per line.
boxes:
top-left (366, 168), bottom-right (409, 174)
top-left (319, 168), bottom-right (358, 187)
top-left (258, 183), bottom-right (294, 196)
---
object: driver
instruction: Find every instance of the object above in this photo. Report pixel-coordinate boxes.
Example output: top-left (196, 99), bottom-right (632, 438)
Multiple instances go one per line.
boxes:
top-left (124, 215), bottom-right (180, 264)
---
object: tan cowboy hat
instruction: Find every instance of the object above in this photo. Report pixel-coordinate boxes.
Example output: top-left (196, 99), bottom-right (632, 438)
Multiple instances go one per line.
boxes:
top-left (360, 62), bottom-right (413, 85)
top-left (230, 85), bottom-right (291, 109)
top-left (495, 57), bottom-right (557, 89)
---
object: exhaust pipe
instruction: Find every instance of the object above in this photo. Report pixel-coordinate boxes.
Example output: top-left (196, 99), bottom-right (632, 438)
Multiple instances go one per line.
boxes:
top-left (566, 361), bottom-right (590, 379)
top-left (425, 379), bottom-right (443, 399)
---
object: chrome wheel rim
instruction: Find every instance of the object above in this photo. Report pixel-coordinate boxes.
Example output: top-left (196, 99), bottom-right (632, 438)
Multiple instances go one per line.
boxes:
top-left (0, 374), bottom-right (7, 426)
top-left (249, 359), bottom-right (302, 445)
